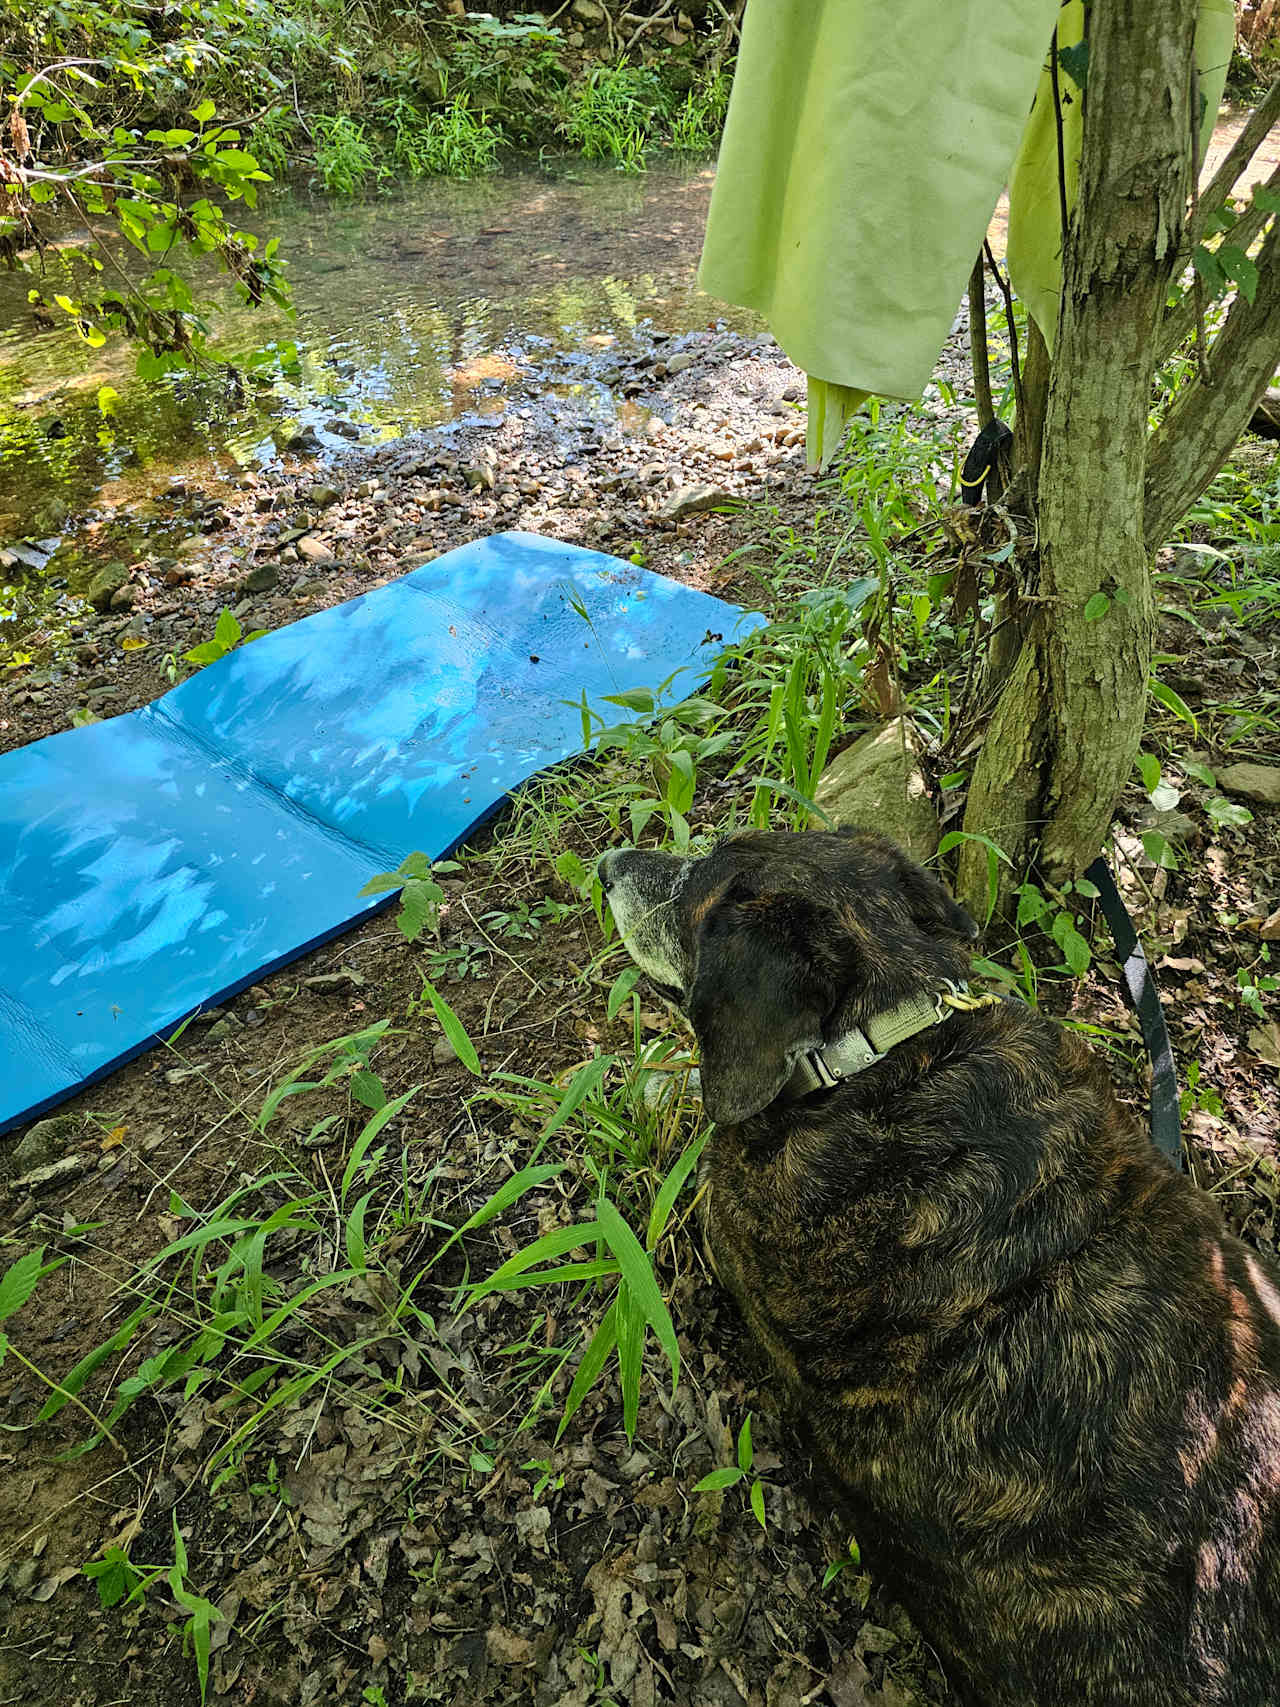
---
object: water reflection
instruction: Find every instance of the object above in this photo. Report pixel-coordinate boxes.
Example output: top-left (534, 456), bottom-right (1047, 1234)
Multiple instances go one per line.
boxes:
top-left (0, 156), bottom-right (742, 535)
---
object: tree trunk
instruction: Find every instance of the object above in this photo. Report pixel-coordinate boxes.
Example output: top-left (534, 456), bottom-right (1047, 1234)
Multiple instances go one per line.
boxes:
top-left (958, 0), bottom-right (1200, 917)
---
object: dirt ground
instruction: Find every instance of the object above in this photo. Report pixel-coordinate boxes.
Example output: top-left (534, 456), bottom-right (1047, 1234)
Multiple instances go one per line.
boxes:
top-left (3, 305), bottom-right (1280, 1705)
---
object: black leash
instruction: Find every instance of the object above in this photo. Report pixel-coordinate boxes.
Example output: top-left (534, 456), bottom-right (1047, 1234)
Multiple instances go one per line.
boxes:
top-left (1084, 856), bottom-right (1183, 1169)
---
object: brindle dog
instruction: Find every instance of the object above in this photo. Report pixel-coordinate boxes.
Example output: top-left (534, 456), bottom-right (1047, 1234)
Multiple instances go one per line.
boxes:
top-left (598, 828), bottom-right (1280, 1707)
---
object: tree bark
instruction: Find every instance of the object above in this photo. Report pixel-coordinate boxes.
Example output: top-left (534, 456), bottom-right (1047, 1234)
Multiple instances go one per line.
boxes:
top-left (958, 0), bottom-right (1200, 916)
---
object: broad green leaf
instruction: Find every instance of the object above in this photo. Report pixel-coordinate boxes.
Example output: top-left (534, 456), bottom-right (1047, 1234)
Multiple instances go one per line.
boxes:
top-left (1217, 246), bottom-right (1259, 305)
top-left (192, 99), bottom-right (216, 123)
top-left (212, 608), bottom-right (242, 650)
top-left (1206, 796), bottom-right (1252, 828)
top-left (1015, 883), bottom-right (1048, 930)
top-left (737, 1412), bottom-right (753, 1472)
top-left (1148, 678), bottom-right (1198, 736)
top-left (1136, 753), bottom-right (1161, 792)
top-left (1141, 829), bottom-right (1179, 871)
top-left (349, 1069), bottom-right (386, 1111)
top-left (607, 967), bottom-right (643, 1021)
top-left (666, 747), bottom-right (696, 814)
top-left (603, 686), bottom-right (656, 714)
top-left (420, 979), bottom-right (480, 1074)
top-left (693, 1465), bottom-right (745, 1492)
top-left (1083, 592), bottom-right (1110, 622)
top-left (213, 147), bottom-right (260, 172)
top-left (0, 1247), bottom-right (48, 1322)
top-left (750, 1479), bottom-right (767, 1530)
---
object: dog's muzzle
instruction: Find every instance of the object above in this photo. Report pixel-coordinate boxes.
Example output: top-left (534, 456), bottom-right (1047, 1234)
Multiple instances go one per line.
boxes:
top-left (598, 848), bottom-right (691, 1003)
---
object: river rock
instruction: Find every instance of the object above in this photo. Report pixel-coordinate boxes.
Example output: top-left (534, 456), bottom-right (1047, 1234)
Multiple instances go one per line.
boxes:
top-left (812, 719), bottom-right (940, 861)
top-left (281, 423), bottom-right (322, 453)
top-left (661, 484), bottom-right (734, 520)
top-left (665, 351), bottom-right (697, 375)
top-left (297, 535), bottom-right (336, 564)
top-left (1218, 762), bottom-right (1280, 806)
top-left (12, 1113), bottom-right (80, 1170)
top-left (109, 583), bottom-right (138, 612)
top-left (86, 560), bottom-right (131, 612)
top-left (572, 0), bottom-right (604, 19)
top-left (238, 563), bottom-right (279, 594)
top-left (309, 483), bottom-right (342, 507)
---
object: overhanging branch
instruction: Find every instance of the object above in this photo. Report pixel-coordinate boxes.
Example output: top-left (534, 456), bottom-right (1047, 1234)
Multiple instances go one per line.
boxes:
top-left (1144, 215), bottom-right (1280, 551)
top-left (1158, 161), bottom-right (1280, 363)
top-left (1187, 80), bottom-right (1280, 252)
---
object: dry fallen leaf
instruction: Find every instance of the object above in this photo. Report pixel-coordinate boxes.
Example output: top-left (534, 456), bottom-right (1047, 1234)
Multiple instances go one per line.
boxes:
top-left (1248, 1024), bottom-right (1280, 1070)
top-left (100, 1125), bottom-right (126, 1150)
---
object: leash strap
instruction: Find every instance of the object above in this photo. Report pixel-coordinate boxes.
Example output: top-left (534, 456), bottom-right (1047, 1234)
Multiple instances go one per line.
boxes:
top-left (1084, 856), bottom-right (1183, 1168)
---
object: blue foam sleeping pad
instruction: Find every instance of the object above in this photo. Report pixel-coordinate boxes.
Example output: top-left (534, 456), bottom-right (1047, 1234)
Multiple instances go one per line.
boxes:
top-left (0, 531), bottom-right (761, 1135)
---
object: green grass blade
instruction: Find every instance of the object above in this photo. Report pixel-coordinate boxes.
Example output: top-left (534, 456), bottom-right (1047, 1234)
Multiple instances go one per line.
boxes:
top-left (420, 979), bottom-right (481, 1074)
top-left (646, 1131), bottom-right (709, 1252)
top-left (429, 1163), bottom-right (563, 1268)
top-left (693, 1466), bottom-right (744, 1492)
top-left (557, 1300), bottom-right (619, 1441)
top-left (469, 1221), bottom-right (604, 1301)
top-left (596, 1198), bottom-right (678, 1389)
top-left (340, 1084), bottom-right (420, 1206)
top-left (615, 1282), bottom-right (644, 1441)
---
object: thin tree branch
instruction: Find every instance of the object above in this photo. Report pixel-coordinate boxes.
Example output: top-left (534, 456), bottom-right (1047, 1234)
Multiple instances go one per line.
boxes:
top-left (1144, 213), bottom-right (1280, 551)
top-left (1048, 25), bottom-right (1071, 249)
top-left (983, 240), bottom-right (1024, 426)
top-left (1187, 78), bottom-right (1280, 252)
top-left (1186, 54), bottom-right (1212, 385)
top-left (969, 251), bottom-right (994, 428)
top-left (1157, 161), bottom-right (1280, 363)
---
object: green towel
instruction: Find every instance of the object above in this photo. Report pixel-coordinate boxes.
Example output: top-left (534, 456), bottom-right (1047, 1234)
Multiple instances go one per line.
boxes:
top-left (701, 0), bottom-right (1236, 463)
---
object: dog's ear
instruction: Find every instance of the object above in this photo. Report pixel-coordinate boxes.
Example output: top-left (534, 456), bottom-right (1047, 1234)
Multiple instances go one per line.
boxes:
top-left (687, 912), bottom-right (824, 1125)
top-left (895, 853), bottom-right (979, 941)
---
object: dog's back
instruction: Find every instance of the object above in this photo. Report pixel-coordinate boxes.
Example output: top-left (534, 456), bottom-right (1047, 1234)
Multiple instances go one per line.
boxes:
top-left (601, 829), bottom-right (1280, 1706)
top-left (709, 1005), bottom-right (1280, 1707)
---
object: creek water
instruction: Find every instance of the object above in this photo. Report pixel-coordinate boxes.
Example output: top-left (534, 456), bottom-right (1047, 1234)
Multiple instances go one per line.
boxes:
top-left (0, 153), bottom-right (748, 544)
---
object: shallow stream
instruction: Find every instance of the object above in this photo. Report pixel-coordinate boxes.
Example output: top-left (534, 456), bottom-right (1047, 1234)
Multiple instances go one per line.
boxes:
top-left (0, 154), bottom-right (745, 543)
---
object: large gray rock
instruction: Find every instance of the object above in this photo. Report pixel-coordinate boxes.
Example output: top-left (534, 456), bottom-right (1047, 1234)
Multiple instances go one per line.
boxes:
top-left (812, 719), bottom-right (940, 861)
top-left (85, 560), bottom-right (130, 612)
top-left (1218, 763), bottom-right (1280, 806)
top-left (661, 484), bottom-right (734, 521)
top-left (13, 1113), bottom-right (80, 1169)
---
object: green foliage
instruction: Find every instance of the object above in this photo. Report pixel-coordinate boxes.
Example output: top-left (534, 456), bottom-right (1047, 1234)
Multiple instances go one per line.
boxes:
top-left (314, 114), bottom-right (383, 195)
top-left (468, 1138), bottom-right (700, 1444)
top-left (378, 91), bottom-right (502, 179)
top-left (557, 63), bottom-right (672, 172)
top-left (27, 1023), bottom-right (562, 1474)
top-left (184, 607), bottom-right (268, 669)
top-left (358, 851), bottom-right (461, 943)
top-left (2, 0), bottom-right (294, 368)
top-left (693, 1412), bottom-right (771, 1531)
top-left (84, 1514), bottom-right (224, 1704)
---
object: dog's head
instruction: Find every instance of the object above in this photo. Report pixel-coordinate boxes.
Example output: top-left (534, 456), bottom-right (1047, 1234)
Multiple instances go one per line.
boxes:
top-left (599, 829), bottom-right (977, 1126)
